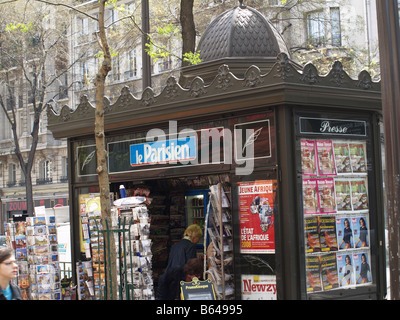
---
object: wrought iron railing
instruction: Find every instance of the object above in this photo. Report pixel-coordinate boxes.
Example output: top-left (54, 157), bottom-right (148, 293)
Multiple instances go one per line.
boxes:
top-left (91, 216), bottom-right (136, 300)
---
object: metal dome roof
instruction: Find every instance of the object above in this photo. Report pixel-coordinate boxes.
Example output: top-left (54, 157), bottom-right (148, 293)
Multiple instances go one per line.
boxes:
top-left (197, 4), bottom-right (290, 62)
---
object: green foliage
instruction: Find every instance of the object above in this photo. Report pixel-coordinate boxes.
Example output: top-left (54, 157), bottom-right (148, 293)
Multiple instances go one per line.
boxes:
top-left (145, 43), bottom-right (170, 62)
top-left (5, 22), bottom-right (33, 33)
top-left (95, 48), bottom-right (118, 58)
top-left (280, 0), bottom-right (302, 3)
top-left (105, 0), bottom-right (128, 13)
top-left (145, 23), bottom-right (202, 65)
top-left (157, 23), bottom-right (180, 36)
top-left (183, 51), bottom-right (202, 65)
top-left (105, 0), bottom-right (118, 6)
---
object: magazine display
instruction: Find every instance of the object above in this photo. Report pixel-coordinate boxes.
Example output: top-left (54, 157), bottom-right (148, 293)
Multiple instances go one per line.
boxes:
top-left (301, 139), bottom-right (372, 294)
top-left (114, 203), bottom-right (154, 300)
top-left (78, 194), bottom-right (106, 300)
top-left (4, 216), bottom-right (62, 300)
top-left (205, 184), bottom-right (234, 300)
top-left (77, 192), bottom-right (155, 300)
top-left (76, 260), bottom-right (94, 299)
top-left (301, 140), bottom-right (317, 176)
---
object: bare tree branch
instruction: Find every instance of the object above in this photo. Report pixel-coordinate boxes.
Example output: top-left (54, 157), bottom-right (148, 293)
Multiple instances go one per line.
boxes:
top-left (34, 0), bottom-right (98, 21)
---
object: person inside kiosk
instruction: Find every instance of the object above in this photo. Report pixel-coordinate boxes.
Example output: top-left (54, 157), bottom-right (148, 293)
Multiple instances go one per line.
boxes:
top-left (156, 225), bottom-right (203, 299)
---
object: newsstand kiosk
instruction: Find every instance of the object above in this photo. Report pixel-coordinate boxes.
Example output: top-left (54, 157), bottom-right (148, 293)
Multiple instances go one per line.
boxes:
top-left (292, 109), bottom-right (385, 300)
top-left (47, 5), bottom-right (386, 301)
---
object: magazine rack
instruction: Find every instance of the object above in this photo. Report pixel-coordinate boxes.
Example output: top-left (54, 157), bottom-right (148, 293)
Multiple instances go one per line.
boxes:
top-left (204, 183), bottom-right (234, 299)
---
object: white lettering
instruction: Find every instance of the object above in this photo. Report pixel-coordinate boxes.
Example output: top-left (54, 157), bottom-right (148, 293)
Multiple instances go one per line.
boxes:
top-left (247, 234), bottom-right (269, 241)
top-left (320, 121), bottom-right (348, 134)
top-left (241, 228), bottom-right (254, 234)
top-left (156, 304), bottom-right (191, 318)
top-left (140, 139), bottom-right (194, 164)
top-left (144, 144), bottom-right (152, 163)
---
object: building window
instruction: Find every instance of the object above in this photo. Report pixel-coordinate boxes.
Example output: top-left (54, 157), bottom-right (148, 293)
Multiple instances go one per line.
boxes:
top-left (307, 11), bottom-right (325, 46)
top-left (330, 7), bottom-right (342, 46)
top-left (107, 8), bottom-right (118, 29)
top-left (112, 55), bottom-right (120, 81)
top-left (59, 74), bottom-right (68, 99)
top-left (37, 160), bottom-right (52, 184)
top-left (80, 61), bottom-right (89, 86)
top-left (125, 49), bottom-right (138, 79)
top-left (158, 57), bottom-right (172, 73)
top-left (6, 81), bottom-right (15, 111)
top-left (78, 17), bottom-right (89, 36)
top-left (60, 157), bottom-right (68, 183)
top-left (31, 114), bottom-right (43, 134)
top-left (8, 163), bottom-right (16, 187)
top-left (92, 13), bottom-right (99, 33)
top-left (127, 2), bottom-right (136, 13)
top-left (108, 55), bottom-right (120, 82)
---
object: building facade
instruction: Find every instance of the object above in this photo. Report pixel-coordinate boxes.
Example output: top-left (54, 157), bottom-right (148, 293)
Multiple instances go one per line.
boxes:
top-left (0, 2), bottom-right (70, 228)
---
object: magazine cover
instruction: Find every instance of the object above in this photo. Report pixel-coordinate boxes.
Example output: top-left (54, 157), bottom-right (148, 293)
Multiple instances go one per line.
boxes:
top-left (0, 235), bottom-right (7, 247)
top-left (37, 274), bottom-right (52, 290)
top-left (336, 216), bottom-right (354, 250)
top-left (15, 222), bottom-right (26, 235)
top-left (239, 180), bottom-right (276, 254)
top-left (320, 253), bottom-right (339, 291)
top-left (337, 253), bottom-right (356, 287)
top-left (303, 179), bottom-right (319, 215)
top-left (241, 275), bottom-right (277, 300)
top-left (352, 214), bottom-right (369, 248)
top-left (34, 235), bottom-right (48, 246)
top-left (305, 217), bottom-right (321, 253)
top-left (33, 225), bottom-right (47, 236)
top-left (33, 217), bottom-right (46, 226)
top-left (18, 274), bottom-right (30, 289)
top-left (15, 235), bottom-right (26, 248)
top-left (349, 142), bottom-right (367, 174)
top-left (317, 178), bottom-right (336, 214)
top-left (351, 179), bottom-right (369, 211)
top-left (353, 251), bottom-right (372, 285)
top-left (301, 139), bottom-right (317, 176)
top-left (335, 179), bottom-right (352, 212)
top-left (316, 140), bottom-right (337, 176)
top-left (15, 248), bottom-right (27, 261)
top-left (306, 255), bottom-right (322, 292)
top-left (318, 215), bottom-right (338, 252)
top-left (333, 142), bottom-right (352, 174)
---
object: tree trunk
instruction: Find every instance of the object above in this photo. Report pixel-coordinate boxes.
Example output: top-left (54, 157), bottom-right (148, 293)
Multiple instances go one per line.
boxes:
top-left (3, 69), bottom-right (38, 216)
top-left (25, 111), bottom-right (40, 216)
top-left (142, 0), bottom-right (151, 89)
top-left (179, 0), bottom-right (196, 86)
top-left (95, 0), bottom-right (118, 300)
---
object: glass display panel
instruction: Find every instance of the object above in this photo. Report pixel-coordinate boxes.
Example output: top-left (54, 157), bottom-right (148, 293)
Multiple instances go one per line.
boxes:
top-left (300, 136), bottom-right (374, 295)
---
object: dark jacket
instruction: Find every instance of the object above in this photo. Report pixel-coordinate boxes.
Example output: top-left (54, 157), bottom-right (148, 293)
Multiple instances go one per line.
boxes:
top-left (164, 238), bottom-right (197, 274)
top-left (156, 238), bottom-right (197, 300)
top-left (156, 267), bottom-right (185, 300)
top-left (0, 284), bottom-right (23, 300)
